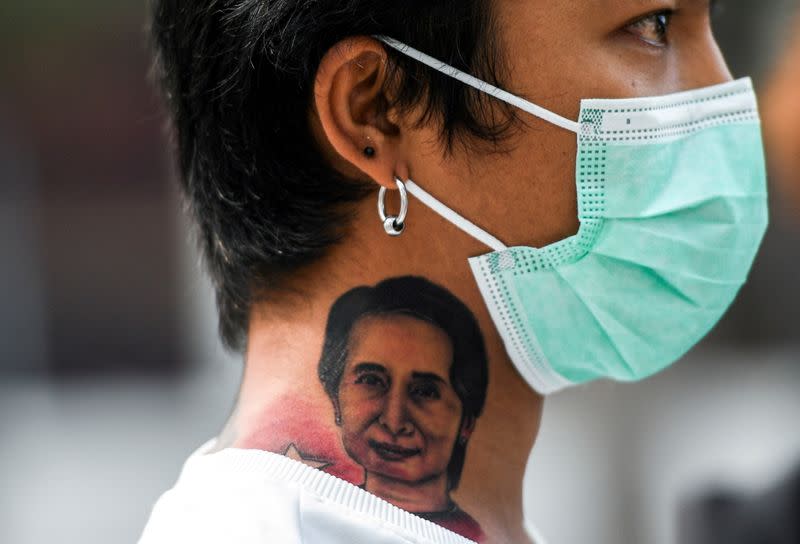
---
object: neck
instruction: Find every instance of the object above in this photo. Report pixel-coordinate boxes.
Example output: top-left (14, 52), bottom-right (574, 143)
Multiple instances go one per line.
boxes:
top-left (214, 199), bottom-right (545, 544)
top-left (365, 470), bottom-right (450, 513)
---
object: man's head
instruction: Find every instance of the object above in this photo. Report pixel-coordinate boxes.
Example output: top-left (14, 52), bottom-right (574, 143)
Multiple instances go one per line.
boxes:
top-left (317, 276), bottom-right (489, 491)
top-left (149, 0), bottom-right (509, 349)
top-left (151, 0), bottom-right (731, 356)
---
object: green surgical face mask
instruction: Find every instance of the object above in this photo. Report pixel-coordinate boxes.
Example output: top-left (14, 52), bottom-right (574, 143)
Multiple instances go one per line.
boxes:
top-left (377, 36), bottom-right (769, 394)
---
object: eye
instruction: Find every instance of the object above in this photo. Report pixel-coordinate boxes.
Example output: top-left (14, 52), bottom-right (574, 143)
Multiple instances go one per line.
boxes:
top-left (409, 381), bottom-right (441, 401)
top-left (626, 10), bottom-right (673, 47)
top-left (355, 372), bottom-right (388, 391)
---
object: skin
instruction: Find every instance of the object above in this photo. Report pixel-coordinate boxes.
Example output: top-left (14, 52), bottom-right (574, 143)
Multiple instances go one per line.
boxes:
top-left (222, 1), bottom-right (732, 542)
top-left (334, 315), bottom-right (474, 513)
top-left (762, 11), bottom-right (800, 216)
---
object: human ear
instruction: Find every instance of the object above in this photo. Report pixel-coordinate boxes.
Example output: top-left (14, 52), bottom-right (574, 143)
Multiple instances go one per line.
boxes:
top-left (332, 397), bottom-right (343, 427)
top-left (459, 414), bottom-right (476, 444)
top-left (312, 36), bottom-right (409, 190)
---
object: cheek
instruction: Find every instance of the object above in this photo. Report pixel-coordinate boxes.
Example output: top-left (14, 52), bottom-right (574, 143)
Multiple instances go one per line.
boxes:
top-left (512, 129), bottom-right (579, 246)
top-left (339, 388), bottom-right (381, 428)
top-left (345, 402), bottom-right (378, 425)
top-left (412, 400), bottom-right (463, 445)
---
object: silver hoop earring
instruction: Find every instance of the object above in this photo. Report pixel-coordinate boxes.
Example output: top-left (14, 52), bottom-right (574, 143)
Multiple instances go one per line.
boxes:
top-left (377, 177), bottom-right (408, 236)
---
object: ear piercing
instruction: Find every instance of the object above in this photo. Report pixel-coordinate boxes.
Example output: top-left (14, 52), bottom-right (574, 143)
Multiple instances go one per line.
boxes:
top-left (377, 177), bottom-right (408, 236)
top-left (363, 146), bottom-right (376, 158)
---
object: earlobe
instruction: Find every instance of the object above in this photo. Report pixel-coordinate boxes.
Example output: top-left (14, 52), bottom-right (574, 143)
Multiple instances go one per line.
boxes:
top-left (332, 398), bottom-right (343, 427)
top-left (312, 36), bottom-right (405, 189)
top-left (459, 415), bottom-right (476, 444)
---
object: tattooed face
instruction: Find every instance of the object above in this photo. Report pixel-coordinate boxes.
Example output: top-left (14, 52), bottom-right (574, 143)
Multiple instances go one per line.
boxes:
top-left (336, 315), bottom-right (465, 484)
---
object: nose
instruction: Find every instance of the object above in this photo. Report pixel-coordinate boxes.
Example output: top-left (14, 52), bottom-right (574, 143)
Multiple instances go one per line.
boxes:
top-left (687, 34), bottom-right (734, 88)
top-left (378, 389), bottom-right (413, 437)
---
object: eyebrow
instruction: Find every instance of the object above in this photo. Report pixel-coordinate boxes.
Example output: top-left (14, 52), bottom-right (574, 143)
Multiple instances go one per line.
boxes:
top-left (636, 0), bottom-right (715, 8)
top-left (353, 362), bottom-right (388, 374)
top-left (352, 364), bottom-right (447, 385)
top-left (411, 371), bottom-right (447, 384)
top-left (689, 0), bottom-right (717, 9)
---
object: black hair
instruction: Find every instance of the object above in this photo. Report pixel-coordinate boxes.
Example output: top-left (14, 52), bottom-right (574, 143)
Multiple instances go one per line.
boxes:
top-left (317, 276), bottom-right (489, 491)
top-left (149, 0), bottom-right (516, 349)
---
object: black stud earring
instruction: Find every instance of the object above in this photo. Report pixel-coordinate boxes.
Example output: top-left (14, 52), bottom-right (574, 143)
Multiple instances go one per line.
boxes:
top-left (363, 146), bottom-right (376, 158)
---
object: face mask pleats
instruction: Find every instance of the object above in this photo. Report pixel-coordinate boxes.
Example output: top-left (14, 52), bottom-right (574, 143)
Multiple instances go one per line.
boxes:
top-left (375, 36), bottom-right (769, 395)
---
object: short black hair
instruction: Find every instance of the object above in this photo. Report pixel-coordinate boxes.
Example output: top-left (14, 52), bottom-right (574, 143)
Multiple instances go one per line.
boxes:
top-left (149, 0), bottom-right (515, 349)
top-left (317, 276), bottom-right (489, 490)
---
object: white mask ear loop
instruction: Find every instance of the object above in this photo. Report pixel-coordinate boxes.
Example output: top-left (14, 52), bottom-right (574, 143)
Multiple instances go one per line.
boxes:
top-left (375, 35), bottom-right (581, 134)
top-left (404, 179), bottom-right (508, 252)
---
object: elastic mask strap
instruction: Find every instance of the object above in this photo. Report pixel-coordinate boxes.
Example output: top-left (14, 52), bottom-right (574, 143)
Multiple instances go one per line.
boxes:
top-left (405, 180), bottom-right (508, 252)
top-left (375, 35), bottom-right (581, 134)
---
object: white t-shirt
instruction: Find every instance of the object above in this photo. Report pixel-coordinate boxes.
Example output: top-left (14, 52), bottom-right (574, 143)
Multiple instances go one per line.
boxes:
top-left (139, 440), bottom-right (546, 544)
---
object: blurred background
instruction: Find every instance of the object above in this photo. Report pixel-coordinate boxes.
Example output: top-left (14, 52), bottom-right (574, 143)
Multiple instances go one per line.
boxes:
top-left (0, 2), bottom-right (798, 543)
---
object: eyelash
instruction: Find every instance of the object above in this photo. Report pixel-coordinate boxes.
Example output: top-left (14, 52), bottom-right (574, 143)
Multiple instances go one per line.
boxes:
top-left (410, 383), bottom-right (441, 400)
top-left (355, 374), bottom-right (441, 400)
top-left (355, 373), bottom-right (387, 389)
top-left (627, 10), bottom-right (674, 47)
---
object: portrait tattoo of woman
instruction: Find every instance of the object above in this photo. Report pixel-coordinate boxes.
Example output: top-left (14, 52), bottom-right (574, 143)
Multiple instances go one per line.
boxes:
top-left (318, 276), bottom-right (489, 541)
